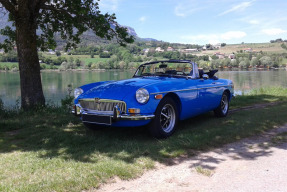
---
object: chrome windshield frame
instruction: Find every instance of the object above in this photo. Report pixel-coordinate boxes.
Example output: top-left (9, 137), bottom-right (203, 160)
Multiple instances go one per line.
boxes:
top-left (133, 60), bottom-right (199, 79)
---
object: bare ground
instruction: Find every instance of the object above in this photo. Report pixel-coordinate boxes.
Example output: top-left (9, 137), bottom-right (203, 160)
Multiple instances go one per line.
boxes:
top-left (97, 123), bottom-right (287, 192)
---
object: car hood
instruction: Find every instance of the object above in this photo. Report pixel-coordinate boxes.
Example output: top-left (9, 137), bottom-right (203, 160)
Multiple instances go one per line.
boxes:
top-left (78, 77), bottom-right (163, 101)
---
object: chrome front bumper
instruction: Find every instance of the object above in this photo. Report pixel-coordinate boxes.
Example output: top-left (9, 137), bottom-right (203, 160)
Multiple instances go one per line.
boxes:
top-left (72, 104), bottom-right (155, 122)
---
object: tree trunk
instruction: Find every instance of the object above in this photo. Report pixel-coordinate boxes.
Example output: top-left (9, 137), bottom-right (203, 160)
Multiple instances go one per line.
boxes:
top-left (15, 9), bottom-right (45, 110)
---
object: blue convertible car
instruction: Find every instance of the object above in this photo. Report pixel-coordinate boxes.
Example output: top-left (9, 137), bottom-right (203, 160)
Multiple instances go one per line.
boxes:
top-left (72, 60), bottom-right (234, 138)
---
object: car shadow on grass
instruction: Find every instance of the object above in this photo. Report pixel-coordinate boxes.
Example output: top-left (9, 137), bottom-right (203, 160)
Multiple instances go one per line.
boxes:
top-left (0, 101), bottom-right (287, 166)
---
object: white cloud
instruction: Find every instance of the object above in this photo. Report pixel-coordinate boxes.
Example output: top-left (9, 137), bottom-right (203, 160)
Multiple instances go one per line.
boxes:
top-left (139, 16), bottom-right (146, 22)
top-left (220, 31), bottom-right (247, 40)
top-left (249, 19), bottom-right (259, 24)
top-left (182, 34), bottom-right (218, 41)
top-left (98, 0), bottom-right (120, 12)
top-left (174, 2), bottom-right (203, 17)
top-left (261, 28), bottom-right (287, 35)
top-left (219, 1), bottom-right (254, 16)
top-left (181, 31), bottom-right (246, 44)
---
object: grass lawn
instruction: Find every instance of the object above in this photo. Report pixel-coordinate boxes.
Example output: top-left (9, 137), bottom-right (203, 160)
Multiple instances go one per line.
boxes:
top-left (83, 57), bottom-right (109, 65)
top-left (42, 53), bottom-right (109, 65)
top-left (0, 62), bottom-right (18, 70)
top-left (1, 87), bottom-right (287, 191)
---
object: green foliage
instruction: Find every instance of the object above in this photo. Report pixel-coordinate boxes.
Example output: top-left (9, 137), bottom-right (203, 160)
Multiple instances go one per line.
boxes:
top-left (270, 38), bottom-right (285, 43)
top-left (198, 60), bottom-right (209, 69)
top-left (281, 43), bottom-right (287, 50)
top-left (0, 25), bottom-right (16, 52)
top-left (61, 96), bottom-right (74, 110)
top-left (231, 87), bottom-right (287, 108)
top-left (0, 51), bottom-right (18, 62)
top-left (56, 51), bottom-right (61, 56)
top-left (99, 52), bottom-right (111, 58)
top-left (60, 84), bottom-right (74, 111)
top-left (250, 57), bottom-right (259, 67)
top-left (0, 98), bottom-right (4, 115)
top-left (0, 0), bottom-right (134, 52)
top-left (259, 56), bottom-right (273, 67)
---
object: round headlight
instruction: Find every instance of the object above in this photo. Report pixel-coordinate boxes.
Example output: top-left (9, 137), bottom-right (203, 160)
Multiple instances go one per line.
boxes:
top-left (136, 88), bottom-right (149, 104)
top-left (74, 88), bottom-right (83, 99)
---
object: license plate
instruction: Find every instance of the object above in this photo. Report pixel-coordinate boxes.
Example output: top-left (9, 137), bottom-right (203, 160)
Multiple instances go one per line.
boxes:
top-left (82, 114), bottom-right (112, 125)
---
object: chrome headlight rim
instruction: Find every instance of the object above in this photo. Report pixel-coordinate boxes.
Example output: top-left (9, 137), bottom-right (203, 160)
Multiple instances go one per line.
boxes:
top-left (74, 88), bottom-right (83, 99)
top-left (136, 88), bottom-right (150, 104)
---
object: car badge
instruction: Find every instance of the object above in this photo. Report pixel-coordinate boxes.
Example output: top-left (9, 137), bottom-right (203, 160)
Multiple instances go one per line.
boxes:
top-left (94, 98), bottom-right (100, 103)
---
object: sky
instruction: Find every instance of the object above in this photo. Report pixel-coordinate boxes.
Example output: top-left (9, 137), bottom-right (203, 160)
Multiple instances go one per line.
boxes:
top-left (98, 0), bottom-right (287, 45)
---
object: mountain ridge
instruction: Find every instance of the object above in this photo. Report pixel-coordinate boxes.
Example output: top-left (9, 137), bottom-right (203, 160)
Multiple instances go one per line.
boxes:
top-left (0, 15), bottom-right (158, 46)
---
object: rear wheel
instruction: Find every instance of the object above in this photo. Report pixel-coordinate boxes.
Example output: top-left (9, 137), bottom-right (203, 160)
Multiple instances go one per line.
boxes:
top-left (214, 91), bottom-right (229, 117)
top-left (149, 97), bottom-right (178, 138)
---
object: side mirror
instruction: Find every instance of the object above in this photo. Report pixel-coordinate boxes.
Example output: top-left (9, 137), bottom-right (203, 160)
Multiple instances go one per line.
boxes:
top-left (202, 74), bottom-right (208, 80)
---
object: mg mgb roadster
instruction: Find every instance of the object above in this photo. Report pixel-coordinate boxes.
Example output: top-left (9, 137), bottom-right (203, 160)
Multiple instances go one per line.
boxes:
top-left (72, 60), bottom-right (234, 138)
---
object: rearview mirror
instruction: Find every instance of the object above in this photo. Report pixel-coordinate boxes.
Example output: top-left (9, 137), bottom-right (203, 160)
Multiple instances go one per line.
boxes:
top-left (202, 74), bottom-right (208, 80)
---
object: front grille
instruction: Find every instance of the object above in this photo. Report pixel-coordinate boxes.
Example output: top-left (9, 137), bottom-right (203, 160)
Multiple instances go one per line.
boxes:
top-left (79, 99), bottom-right (126, 113)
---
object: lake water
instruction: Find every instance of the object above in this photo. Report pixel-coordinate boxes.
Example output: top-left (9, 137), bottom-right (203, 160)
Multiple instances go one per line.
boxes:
top-left (1, 69), bottom-right (287, 107)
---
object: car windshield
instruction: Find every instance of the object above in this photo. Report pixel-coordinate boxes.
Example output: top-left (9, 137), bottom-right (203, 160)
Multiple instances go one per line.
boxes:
top-left (134, 61), bottom-right (193, 78)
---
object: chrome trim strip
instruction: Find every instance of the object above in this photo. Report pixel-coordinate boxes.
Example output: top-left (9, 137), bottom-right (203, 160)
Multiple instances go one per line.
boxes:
top-left (82, 120), bottom-right (112, 125)
top-left (120, 114), bottom-right (155, 120)
top-left (73, 104), bottom-right (154, 121)
top-left (150, 85), bottom-right (229, 95)
top-left (81, 110), bottom-right (113, 115)
top-left (82, 114), bottom-right (154, 121)
top-left (79, 98), bottom-right (123, 102)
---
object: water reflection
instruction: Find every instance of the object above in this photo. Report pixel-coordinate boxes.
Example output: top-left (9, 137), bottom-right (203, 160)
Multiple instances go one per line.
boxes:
top-left (0, 69), bottom-right (286, 107)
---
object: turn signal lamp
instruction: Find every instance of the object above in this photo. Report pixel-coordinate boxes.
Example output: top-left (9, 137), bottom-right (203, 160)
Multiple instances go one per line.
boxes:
top-left (155, 94), bottom-right (163, 99)
top-left (128, 108), bottom-right (140, 114)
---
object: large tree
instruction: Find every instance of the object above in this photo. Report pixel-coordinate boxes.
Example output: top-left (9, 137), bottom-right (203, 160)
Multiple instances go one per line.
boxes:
top-left (0, 0), bottom-right (134, 110)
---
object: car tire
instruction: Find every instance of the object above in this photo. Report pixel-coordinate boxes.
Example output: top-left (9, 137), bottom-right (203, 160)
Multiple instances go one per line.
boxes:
top-left (149, 97), bottom-right (178, 138)
top-left (214, 91), bottom-right (229, 117)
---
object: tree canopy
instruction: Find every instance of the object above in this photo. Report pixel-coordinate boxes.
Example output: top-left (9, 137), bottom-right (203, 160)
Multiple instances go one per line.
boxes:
top-left (0, 0), bottom-right (134, 109)
top-left (0, 0), bottom-right (134, 51)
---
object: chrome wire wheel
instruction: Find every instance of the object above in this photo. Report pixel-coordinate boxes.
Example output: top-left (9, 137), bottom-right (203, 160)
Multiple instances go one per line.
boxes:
top-left (221, 94), bottom-right (228, 115)
top-left (214, 91), bottom-right (229, 117)
top-left (160, 104), bottom-right (176, 133)
top-left (149, 97), bottom-right (178, 138)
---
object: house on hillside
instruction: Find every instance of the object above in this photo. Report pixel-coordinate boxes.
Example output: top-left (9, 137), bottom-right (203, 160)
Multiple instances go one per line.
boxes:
top-left (48, 49), bottom-right (55, 54)
top-left (143, 48), bottom-right (149, 55)
top-left (228, 53), bottom-right (235, 59)
top-left (182, 49), bottom-right (198, 53)
top-left (215, 52), bottom-right (225, 59)
top-left (244, 48), bottom-right (253, 52)
top-left (155, 47), bottom-right (164, 52)
top-left (167, 47), bottom-right (174, 52)
top-left (213, 43), bottom-right (221, 49)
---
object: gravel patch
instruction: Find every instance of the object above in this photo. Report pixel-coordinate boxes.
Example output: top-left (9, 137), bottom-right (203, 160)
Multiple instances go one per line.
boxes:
top-left (97, 124), bottom-right (287, 192)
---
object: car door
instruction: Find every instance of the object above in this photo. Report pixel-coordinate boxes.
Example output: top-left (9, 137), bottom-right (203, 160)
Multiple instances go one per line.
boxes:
top-left (196, 77), bottom-right (222, 113)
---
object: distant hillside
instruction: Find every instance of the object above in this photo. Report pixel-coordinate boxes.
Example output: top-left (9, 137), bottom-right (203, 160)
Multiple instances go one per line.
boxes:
top-left (139, 38), bottom-right (158, 42)
top-left (0, 15), bottom-right (158, 48)
top-left (199, 43), bottom-right (287, 56)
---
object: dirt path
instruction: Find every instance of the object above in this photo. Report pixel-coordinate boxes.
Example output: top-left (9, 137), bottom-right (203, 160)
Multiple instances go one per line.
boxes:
top-left (97, 124), bottom-right (287, 192)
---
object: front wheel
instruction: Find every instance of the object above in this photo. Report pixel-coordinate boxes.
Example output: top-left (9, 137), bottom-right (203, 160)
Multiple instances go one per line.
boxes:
top-left (149, 97), bottom-right (178, 138)
top-left (214, 91), bottom-right (229, 117)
